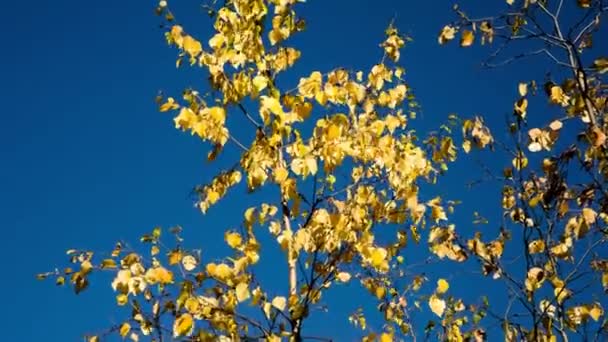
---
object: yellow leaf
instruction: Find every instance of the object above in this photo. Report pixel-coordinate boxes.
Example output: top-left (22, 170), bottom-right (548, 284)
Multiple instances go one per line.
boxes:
top-left (168, 249), bottom-right (182, 265)
top-left (225, 232), bottom-right (243, 249)
top-left (326, 123), bottom-right (341, 140)
top-left (181, 255), bottom-right (198, 271)
top-left (207, 106), bottom-right (226, 123)
top-left (291, 155), bottom-right (318, 177)
top-left (370, 247), bottom-right (388, 269)
top-left (173, 313), bottom-right (194, 338)
top-left (88, 336), bottom-right (99, 342)
top-left (554, 287), bottom-right (571, 304)
top-left (145, 267), bottom-right (173, 285)
top-left (514, 98), bottom-right (528, 118)
top-left (271, 296), bottom-right (287, 311)
top-left (525, 267), bottom-right (545, 292)
top-left (236, 282), bottom-right (250, 302)
top-left (174, 107), bottom-right (198, 130)
top-left (592, 57), bottom-right (608, 74)
top-left (336, 272), bottom-right (352, 283)
top-left (116, 293), bottom-right (128, 306)
top-left (207, 262), bottom-right (233, 280)
top-left (589, 303), bottom-right (604, 321)
top-left (273, 166), bottom-right (289, 184)
top-left (182, 35), bottom-right (202, 57)
top-left (261, 96), bottom-right (284, 116)
top-left (380, 333), bottom-right (393, 342)
top-left (528, 239), bottom-right (545, 254)
top-left (582, 208), bottom-right (597, 225)
top-left (244, 207), bottom-right (257, 231)
top-left (119, 323), bottom-right (131, 337)
top-left (462, 140), bottom-right (472, 153)
top-left (438, 25), bottom-right (457, 44)
top-left (518, 83), bottom-right (528, 97)
top-left (298, 71), bottom-right (323, 98)
top-left (512, 152), bottom-right (528, 170)
top-left (101, 259), bottom-right (117, 269)
top-left (208, 33), bottom-right (225, 50)
top-left (549, 86), bottom-right (570, 106)
top-left (429, 295), bottom-right (446, 317)
top-left (436, 279), bottom-right (449, 294)
top-left (253, 75), bottom-right (269, 93)
top-left (549, 120), bottom-right (563, 131)
top-left (460, 30), bottom-right (474, 47)
top-left (159, 97), bottom-right (179, 112)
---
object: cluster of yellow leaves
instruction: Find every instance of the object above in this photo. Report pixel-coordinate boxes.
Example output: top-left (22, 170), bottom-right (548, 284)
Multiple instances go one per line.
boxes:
top-left (438, 21), bottom-right (493, 47)
top-left (428, 225), bottom-right (467, 262)
top-left (527, 121), bottom-right (562, 152)
top-left (174, 106), bottom-right (229, 146)
top-left (382, 25), bottom-right (406, 62)
top-left (197, 170), bottom-right (242, 213)
top-left (461, 116), bottom-right (493, 153)
top-left (566, 303), bottom-right (604, 327)
top-left (467, 231), bottom-right (507, 277)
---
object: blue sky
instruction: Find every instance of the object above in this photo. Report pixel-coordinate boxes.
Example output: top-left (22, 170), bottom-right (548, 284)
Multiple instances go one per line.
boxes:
top-left (2, 0), bottom-right (605, 340)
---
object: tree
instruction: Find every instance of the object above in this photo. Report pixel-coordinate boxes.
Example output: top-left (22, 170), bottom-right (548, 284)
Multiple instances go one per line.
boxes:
top-left (436, 0), bottom-right (608, 340)
top-left (38, 0), bottom-right (607, 341)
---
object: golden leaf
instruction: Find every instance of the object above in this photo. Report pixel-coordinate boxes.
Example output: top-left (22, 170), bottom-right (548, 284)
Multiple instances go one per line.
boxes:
top-left (253, 75), bottom-right (269, 93)
top-left (236, 282), bottom-right (250, 302)
top-left (380, 333), bottom-right (393, 342)
top-left (370, 247), bottom-right (388, 270)
top-left (116, 293), bottom-right (128, 306)
top-left (168, 249), bottom-right (182, 265)
top-left (173, 313), bottom-right (194, 338)
top-left (182, 35), bottom-right (202, 57)
top-left (554, 287), bottom-right (571, 304)
top-left (549, 86), bottom-right (570, 106)
top-left (514, 98), bottom-right (528, 118)
top-left (336, 272), bottom-right (352, 283)
top-left (592, 57), bottom-right (608, 74)
top-left (436, 279), bottom-right (449, 294)
top-left (225, 232), bottom-right (243, 249)
top-left (438, 25), bottom-right (457, 44)
top-left (518, 83), bottom-right (528, 97)
top-left (429, 295), bottom-right (446, 317)
top-left (460, 30), bottom-right (474, 47)
top-left (119, 323), bottom-right (131, 337)
top-left (159, 97), bottom-right (179, 112)
top-left (588, 303), bottom-right (604, 321)
top-left (512, 151), bottom-right (528, 170)
top-left (145, 267), bottom-right (173, 285)
top-left (181, 255), bottom-right (198, 271)
top-left (549, 120), bottom-right (563, 131)
top-left (525, 267), bottom-right (545, 292)
top-left (271, 296), bottom-right (287, 311)
top-left (101, 259), bottom-right (117, 269)
top-left (528, 239), bottom-right (545, 254)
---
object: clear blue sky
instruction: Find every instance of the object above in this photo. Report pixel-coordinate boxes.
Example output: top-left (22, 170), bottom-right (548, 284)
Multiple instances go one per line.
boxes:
top-left (2, 0), bottom-right (604, 340)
